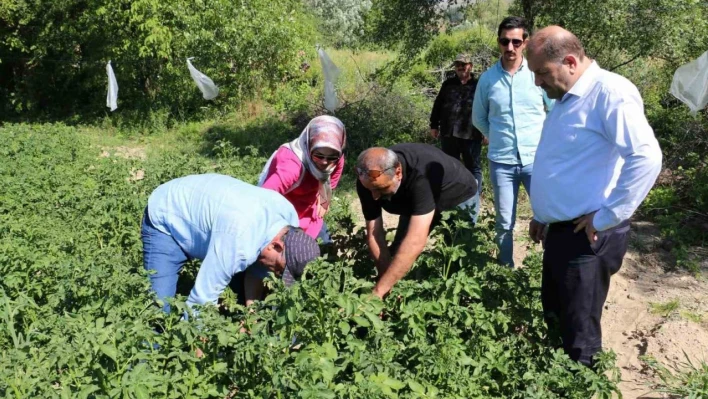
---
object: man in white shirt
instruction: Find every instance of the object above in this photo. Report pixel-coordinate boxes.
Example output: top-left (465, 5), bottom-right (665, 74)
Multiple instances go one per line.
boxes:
top-left (526, 26), bottom-right (662, 367)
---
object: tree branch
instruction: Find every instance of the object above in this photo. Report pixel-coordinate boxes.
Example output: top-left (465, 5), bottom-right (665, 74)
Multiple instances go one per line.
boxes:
top-left (609, 53), bottom-right (642, 71)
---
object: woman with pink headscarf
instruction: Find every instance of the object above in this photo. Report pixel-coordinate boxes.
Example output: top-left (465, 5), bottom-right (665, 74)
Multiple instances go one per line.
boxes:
top-left (258, 115), bottom-right (347, 244)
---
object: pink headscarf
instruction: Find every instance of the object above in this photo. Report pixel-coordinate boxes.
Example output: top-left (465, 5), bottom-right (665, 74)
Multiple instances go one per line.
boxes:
top-left (285, 116), bottom-right (346, 205)
top-left (307, 116), bottom-right (347, 157)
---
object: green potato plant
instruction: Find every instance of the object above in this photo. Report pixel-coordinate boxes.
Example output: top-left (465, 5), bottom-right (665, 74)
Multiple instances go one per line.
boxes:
top-left (0, 123), bottom-right (623, 398)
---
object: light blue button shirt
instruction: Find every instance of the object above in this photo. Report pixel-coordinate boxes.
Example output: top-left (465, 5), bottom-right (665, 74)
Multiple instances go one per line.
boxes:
top-left (147, 174), bottom-right (298, 308)
top-left (472, 58), bottom-right (553, 166)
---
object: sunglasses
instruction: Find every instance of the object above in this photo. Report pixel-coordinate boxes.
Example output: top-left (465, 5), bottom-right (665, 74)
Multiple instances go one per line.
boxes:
top-left (311, 152), bottom-right (341, 163)
top-left (498, 38), bottom-right (524, 48)
top-left (356, 166), bottom-right (394, 180)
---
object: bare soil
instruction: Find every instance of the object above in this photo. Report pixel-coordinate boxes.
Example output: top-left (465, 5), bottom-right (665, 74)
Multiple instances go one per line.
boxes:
top-left (513, 219), bottom-right (708, 399)
top-left (600, 221), bottom-right (708, 399)
top-left (97, 146), bottom-right (147, 182)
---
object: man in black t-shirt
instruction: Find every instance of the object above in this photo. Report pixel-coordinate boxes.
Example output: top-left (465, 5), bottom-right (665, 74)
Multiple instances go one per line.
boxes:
top-left (356, 144), bottom-right (478, 298)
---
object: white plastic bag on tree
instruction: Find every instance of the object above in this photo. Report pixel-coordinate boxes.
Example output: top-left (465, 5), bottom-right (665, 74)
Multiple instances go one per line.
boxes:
top-left (187, 58), bottom-right (219, 100)
top-left (670, 50), bottom-right (708, 115)
top-left (106, 61), bottom-right (118, 111)
top-left (318, 48), bottom-right (341, 112)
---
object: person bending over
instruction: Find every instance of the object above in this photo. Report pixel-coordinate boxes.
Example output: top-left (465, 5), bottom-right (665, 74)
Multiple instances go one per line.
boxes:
top-left (141, 174), bottom-right (320, 312)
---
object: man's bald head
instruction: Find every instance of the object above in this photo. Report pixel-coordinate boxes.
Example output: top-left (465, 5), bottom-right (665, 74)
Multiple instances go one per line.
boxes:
top-left (528, 25), bottom-right (586, 63)
top-left (357, 147), bottom-right (400, 178)
top-left (356, 147), bottom-right (403, 201)
top-left (526, 26), bottom-right (592, 100)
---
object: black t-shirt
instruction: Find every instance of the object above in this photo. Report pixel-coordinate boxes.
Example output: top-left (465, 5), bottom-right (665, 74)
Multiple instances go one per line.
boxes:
top-left (357, 143), bottom-right (477, 220)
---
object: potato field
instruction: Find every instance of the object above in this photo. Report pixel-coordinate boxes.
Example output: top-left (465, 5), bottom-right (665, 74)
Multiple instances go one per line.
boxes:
top-left (0, 124), bottom-right (626, 398)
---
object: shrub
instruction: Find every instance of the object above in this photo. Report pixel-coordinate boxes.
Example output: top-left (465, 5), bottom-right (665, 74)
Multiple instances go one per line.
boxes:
top-left (623, 58), bottom-right (708, 254)
top-left (422, 27), bottom-right (497, 76)
top-left (336, 82), bottom-right (431, 162)
top-left (0, 0), bottom-right (316, 122)
top-left (304, 0), bottom-right (373, 48)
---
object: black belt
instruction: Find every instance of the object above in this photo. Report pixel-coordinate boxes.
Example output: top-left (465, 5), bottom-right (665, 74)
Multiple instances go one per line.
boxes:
top-left (547, 220), bottom-right (576, 232)
top-left (548, 219), bottom-right (630, 232)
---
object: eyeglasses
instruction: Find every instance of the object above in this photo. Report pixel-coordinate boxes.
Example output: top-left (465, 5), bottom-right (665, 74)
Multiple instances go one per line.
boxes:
top-left (498, 38), bottom-right (524, 48)
top-left (311, 152), bottom-right (341, 163)
top-left (356, 166), bottom-right (394, 180)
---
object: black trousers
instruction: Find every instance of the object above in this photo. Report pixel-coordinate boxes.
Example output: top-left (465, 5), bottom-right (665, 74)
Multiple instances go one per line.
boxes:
top-left (440, 136), bottom-right (483, 194)
top-left (541, 219), bottom-right (630, 367)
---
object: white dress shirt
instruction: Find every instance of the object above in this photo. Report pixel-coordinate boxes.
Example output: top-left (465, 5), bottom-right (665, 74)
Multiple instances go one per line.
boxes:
top-left (531, 62), bottom-right (662, 231)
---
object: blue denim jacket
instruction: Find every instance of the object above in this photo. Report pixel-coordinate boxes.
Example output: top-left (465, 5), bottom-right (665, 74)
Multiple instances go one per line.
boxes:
top-left (472, 58), bottom-right (553, 166)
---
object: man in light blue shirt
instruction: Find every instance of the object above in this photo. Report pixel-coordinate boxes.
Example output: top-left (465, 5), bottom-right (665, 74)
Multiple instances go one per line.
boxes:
top-left (141, 174), bottom-right (320, 313)
top-left (472, 16), bottom-right (552, 267)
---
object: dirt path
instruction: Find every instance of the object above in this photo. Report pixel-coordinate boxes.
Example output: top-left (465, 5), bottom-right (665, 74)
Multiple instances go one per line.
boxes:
top-left (348, 195), bottom-right (708, 399)
top-left (600, 221), bottom-right (708, 398)
top-left (513, 218), bottom-right (708, 399)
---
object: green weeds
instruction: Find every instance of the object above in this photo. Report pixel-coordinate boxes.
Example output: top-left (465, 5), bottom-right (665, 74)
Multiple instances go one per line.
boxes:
top-left (680, 311), bottom-right (705, 324)
top-left (649, 300), bottom-right (707, 325)
top-left (650, 300), bottom-right (681, 318)
top-left (643, 353), bottom-right (708, 399)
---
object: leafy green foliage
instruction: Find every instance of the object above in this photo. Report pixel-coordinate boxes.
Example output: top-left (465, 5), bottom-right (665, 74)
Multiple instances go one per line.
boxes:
top-left (0, 0), bottom-right (316, 121)
top-left (0, 123), bottom-right (622, 397)
top-left (511, 0), bottom-right (708, 70)
top-left (336, 82), bottom-right (431, 165)
top-left (361, 0), bottom-right (508, 58)
top-left (642, 353), bottom-right (708, 399)
top-left (362, 0), bottom-right (443, 56)
top-left (420, 26), bottom-right (497, 78)
top-left (623, 56), bottom-right (708, 262)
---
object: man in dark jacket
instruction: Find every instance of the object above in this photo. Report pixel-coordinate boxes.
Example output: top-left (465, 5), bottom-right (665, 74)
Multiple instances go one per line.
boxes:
top-left (430, 53), bottom-right (487, 196)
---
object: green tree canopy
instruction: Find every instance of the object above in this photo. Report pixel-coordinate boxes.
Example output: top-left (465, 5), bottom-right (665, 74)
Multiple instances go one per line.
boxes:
top-left (0, 0), bottom-right (316, 119)
top-left (511, 0), bottom-right (708, 69)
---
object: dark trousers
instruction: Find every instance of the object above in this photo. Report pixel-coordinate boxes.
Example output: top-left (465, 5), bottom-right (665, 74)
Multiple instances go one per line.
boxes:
top-left (541, 219), bottom-right (630, 367)
top-left (440, 136), bottom-right (483, 194)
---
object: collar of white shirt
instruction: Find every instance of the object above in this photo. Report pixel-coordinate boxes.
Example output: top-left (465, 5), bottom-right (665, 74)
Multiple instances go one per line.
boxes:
top-left (561, 61), bottom-right (600, 102)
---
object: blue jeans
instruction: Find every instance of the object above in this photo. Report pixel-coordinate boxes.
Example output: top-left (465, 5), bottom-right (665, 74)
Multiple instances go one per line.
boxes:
top-left (457, 193), bottom-right (480, 226)
top-left (141, 207), bottom-right (190, 313)
top-left (316, 222), bottom-right (333, 245)
top-left (489, 160), bottom-right (533, 268)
